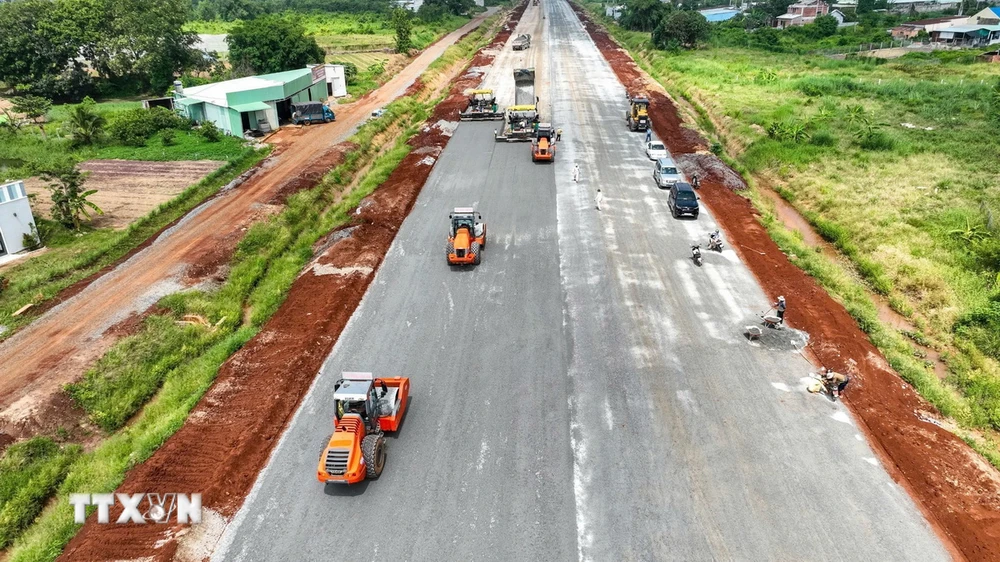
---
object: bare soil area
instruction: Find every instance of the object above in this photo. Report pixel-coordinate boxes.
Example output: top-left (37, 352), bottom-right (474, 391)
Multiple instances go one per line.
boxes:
top-left (569, 3), bottom-right (1000, 561)
top-left (24, 160), bottom-right (224, 229)
top-left (57, 5), bottom-right (524, 561)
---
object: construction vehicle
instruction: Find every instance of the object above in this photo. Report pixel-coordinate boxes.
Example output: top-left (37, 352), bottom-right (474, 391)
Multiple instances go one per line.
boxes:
top-left (512, 34), bottom-right (531, 51)
top-left (446, 207), bottom-right (486, 266)
top-left (495, 68), bottom-right (538, 142)
top-left (532, 123), bottom-right (555, 162)
top-left (291, 101), bottom-right (335, 125)
top-left (459, 89), bottom-right (503, 121)
top-left (626, 97), bottom-right (650, 132)
top-left (317, 372), bottom-right (410, 485)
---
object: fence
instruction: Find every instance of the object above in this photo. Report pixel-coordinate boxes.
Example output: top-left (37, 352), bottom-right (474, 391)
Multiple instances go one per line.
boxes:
top-left (815, 39), bottom-right (948, 57)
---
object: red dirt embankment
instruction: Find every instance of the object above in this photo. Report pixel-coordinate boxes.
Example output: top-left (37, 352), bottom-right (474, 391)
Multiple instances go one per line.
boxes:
top-left (569, 4), bottom-right (1000, 561)
top-left (59, 4), bottom-right (527, 561)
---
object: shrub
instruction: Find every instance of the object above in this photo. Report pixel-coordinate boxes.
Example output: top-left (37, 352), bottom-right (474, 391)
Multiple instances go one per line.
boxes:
top-left (107, 107), bottom-right (184, 146)
top-left (856, 129), bottom-right (895, 151)
top-left (809, 130), bottom-right (836, 146)
top-left (199, 121), bottom-right (222, 142)
top-left (161, 129), bottom-right (176, 146)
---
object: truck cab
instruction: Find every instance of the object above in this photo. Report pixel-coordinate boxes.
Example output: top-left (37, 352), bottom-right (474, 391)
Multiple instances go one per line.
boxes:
top-left (291, 101), bottom-right (335, 125)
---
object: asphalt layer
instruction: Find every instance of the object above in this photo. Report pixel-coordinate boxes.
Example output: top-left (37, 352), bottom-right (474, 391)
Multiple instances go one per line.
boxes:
top-left (214, 2), bottom-right (949, 560)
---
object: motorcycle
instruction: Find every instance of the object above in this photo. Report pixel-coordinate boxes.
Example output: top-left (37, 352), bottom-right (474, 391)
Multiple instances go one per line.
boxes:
top-left (691, 244), bottom-right (703, 267)
top-left (708, 230), bottom-right (724, 252)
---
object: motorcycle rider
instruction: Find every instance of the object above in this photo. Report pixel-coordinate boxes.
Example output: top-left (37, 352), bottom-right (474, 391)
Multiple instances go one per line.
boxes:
top-left (691, 244), bottom-right (702, 265)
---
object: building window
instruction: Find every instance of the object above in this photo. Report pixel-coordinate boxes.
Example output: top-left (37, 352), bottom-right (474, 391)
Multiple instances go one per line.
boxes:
top-left (7, 184), bottom-right (17, 201)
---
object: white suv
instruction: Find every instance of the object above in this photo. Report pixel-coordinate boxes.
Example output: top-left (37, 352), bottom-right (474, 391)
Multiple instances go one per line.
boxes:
top-left (653, 158), bottom-right (683, 189)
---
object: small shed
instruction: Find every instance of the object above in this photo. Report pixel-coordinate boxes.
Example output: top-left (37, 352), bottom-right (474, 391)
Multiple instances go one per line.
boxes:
top-left (0, 180), bottom-right (38, 257)
top-left (307, 64), bottom-right (348, 98)
top-left (173, 68), bottom-right (328, 137)
top-left (931, 25), bottom-right (1000, 47)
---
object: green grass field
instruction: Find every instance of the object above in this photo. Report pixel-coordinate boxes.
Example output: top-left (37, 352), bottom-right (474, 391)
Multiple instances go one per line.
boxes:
top-left (580, 3), bottom-right (1000, 451)
top-left (186, 12), bottom-right (469, 52)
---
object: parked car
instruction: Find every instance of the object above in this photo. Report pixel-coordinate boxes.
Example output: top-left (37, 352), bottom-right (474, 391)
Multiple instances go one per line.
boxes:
top-left (369, 108), bottom-right (386, 121)
top-left (668, 182), bottom-right (699, 218)
top-left (653, 157), bottom-right (682, 188)
top-left (645, 141), bottom-right (668, 160)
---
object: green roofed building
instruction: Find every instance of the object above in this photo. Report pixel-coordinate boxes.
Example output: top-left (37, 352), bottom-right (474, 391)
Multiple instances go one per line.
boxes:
top-left (173, 67), bottom-right (328, 137)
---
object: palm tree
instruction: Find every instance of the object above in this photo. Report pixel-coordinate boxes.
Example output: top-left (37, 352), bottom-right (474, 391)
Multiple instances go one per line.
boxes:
top-left (66, 104), bottom-right (106, 146)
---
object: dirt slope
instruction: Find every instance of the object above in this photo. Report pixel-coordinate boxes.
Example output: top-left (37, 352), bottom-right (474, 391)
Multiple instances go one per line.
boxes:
top-left (0, 12), bottom-right (495, 443)
top-left (569, 4), bottom-right (1000, 560)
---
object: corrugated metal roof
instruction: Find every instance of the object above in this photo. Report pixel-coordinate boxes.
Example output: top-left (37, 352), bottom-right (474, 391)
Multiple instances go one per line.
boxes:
top-left (699, 7), bottom-right (740, 21)
top-left (938, 24), bottom-right (1000, 32)
top-left (179, 68), bottom-right (311, 107)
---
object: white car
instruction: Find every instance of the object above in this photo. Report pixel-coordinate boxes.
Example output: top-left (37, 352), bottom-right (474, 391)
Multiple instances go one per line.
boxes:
top-left (646, 141), bottom-right (668, 160)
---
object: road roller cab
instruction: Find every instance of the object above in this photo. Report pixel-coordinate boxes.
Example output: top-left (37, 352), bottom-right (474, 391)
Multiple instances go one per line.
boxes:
top-left (317, 372), bottom-right (410, 485)
top-left (447, 207), bottom-right (486, 265)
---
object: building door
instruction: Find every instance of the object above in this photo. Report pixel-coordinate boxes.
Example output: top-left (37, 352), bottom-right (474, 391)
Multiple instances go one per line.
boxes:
top-left (241, 111), bottom-right (251, 132)
top-left (0, 230), bottom-right (7, 257)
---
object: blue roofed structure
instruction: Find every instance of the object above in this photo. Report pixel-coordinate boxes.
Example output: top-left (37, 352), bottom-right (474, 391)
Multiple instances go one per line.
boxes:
top-left (699, 7), bottom-right (741, 22)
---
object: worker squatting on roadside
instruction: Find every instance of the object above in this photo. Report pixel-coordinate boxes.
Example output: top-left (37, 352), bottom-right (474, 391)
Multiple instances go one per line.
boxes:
top-left (773, 296), bottom-right (786, 324)
top-left (822, 368), bottom-right (851, 399)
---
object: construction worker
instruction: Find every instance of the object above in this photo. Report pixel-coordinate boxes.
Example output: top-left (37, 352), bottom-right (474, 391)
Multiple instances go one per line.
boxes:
top-left (595, 189), bottom-right (604, 211)
top-left (572, 164), bottom-right (580, 183)
top-left (645, 128), bottom-right (652, 143)
top-left (773, 296), bottom-right (786, 324)
top-left (822, 369), bottom-right (851, 399)
top-left (556, 128), bottom-right (562, 141)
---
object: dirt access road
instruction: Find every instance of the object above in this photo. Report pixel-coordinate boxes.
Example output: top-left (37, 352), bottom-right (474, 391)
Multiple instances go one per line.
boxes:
top-left (0, 11), bottom-right (495, 441)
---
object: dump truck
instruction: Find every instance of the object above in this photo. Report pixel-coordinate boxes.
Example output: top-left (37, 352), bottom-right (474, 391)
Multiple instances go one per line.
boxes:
top-left (532, 123), bottom-right (555, 162)
top-left (495, 69), bottom-right (538, 142)
top-left (459, 89), bottom-right (503, 121)
top-left (446, 207), bottom-right (486, 266)
top-left (626, 97), bottom-right (650, 132)
top-left (291, 101), bottom-right (335, 125)
top-left (317, 372), bottom-right (410, 485)
top-left (512, 34), bottom-right (531, 51)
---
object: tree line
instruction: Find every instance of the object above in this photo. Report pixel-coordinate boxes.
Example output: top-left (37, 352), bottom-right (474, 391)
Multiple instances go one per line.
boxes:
top-left (618, 0), bottom-right (928, 51)
top-left (0, 0), bottom-right (200, 100)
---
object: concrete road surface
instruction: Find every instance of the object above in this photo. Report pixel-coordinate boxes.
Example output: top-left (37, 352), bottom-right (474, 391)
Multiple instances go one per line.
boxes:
top-left (213, 1), bottom-right (948, 560)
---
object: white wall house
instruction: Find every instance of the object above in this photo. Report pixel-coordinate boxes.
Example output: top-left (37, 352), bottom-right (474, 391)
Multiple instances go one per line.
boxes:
top-left (307, 64), bottom-right (348, 98)
top-left (0, 180), bottom-right (37, 256)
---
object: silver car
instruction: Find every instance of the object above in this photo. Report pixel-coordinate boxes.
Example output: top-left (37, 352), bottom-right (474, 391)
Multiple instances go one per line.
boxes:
top-left (653, 157), bottom-right (682, 189)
